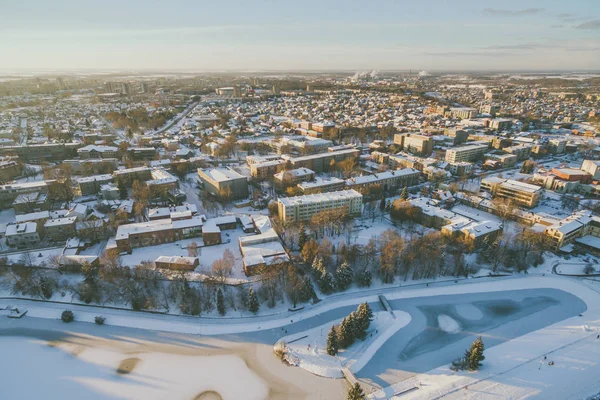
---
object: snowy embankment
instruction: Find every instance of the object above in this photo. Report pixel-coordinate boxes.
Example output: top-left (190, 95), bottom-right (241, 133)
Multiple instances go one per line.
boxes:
top-left (277, 310), bottom-right (411, 378)
top-left (368, 276), bottom-right (600, 400)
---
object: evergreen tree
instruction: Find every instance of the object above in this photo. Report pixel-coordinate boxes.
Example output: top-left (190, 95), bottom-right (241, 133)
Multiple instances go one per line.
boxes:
top-left (356, 302), bottom-right (373, 338)
top-left (467, 337), bottom-right (485, 370)
top-left (299, 276), bottom-right (316, 302)
top-left (247, 287), bottom-right (259, 314)
top-left (400, 186), bottom-right (409, 200)
top-left (356, 269), bottom-right (372, 287)
top-left (318, 270), bottom-right (335, 294)
top-left (346, 311), bottom-right (361, 341)
top-left (335, 262), bottom-right (354, 291)
top-left (326, 325), bottom-right (338, 356)
top-left (347, 382), bottom-right (365, 400)
top-left (216, 288), bottom-right (226, 315)
top-left (337, 317), bottom-right (355, 348)
top-left (298, 224), bottom-right (308, 251)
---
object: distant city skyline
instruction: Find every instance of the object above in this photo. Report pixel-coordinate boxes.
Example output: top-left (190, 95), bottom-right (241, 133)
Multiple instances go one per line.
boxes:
top-left (1, 0), bottom-right (599, 71)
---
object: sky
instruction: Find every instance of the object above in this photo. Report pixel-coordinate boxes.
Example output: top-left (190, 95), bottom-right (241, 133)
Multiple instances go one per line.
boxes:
top-left (1, 0), bottom-right (599, 72)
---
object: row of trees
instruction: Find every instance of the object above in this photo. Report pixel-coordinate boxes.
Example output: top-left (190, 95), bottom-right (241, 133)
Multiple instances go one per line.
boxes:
top-left (326, 303), bottom-right (373, 356)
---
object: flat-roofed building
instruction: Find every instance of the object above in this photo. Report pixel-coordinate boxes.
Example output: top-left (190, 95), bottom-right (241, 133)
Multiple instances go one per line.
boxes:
top-left (197, 167), bottom-right (248, 200)
top-left (346, 168), bottom-right (420, 191)
top-left (581, 160), bottom-right (600, 180)
top-left (445, 144), bottom-right (488, 163)
top-left (77, 174), bottom-right (113, 195)
top-left (503, 144), bottom-right (532, 161)
top-left (298, 177), bottom-right (346, 194)
top-left (77, 145), bottom-right (118, 159)
top-left (485, 153), bottom-right (518, 168)
top-left (544, 211), bottom-right (594, 250)
top-left (0, 180), bottom-right (55, 207)
top-left (481, 177), bottom-right (542, 208)
top-left (394, 133), bottom-right (433, 156)
top-left (113, 167), bottom-right (152, 185)
top-left (115, 216), bottom-right (204, 253)
top-left (6, 222), bottom-right (40, 248)
top-left (44, 216), bottom-right (77, 242)
top-left (277, 189), bottom-right (362, 223)
top-left (250, 160), bottom-right (284, 179)
top-left (449, 107), bottom-right (478, 119)
top-left (155, 256), bottom-right (199, 271)
top-left (128, 147), bottom-right (157, 161)
top-left (274, 168), bottom-right (315, 187)
top-left (281, 148), bottom-right (359, 173)
top-left (0, 160), bottom-right (22, 182)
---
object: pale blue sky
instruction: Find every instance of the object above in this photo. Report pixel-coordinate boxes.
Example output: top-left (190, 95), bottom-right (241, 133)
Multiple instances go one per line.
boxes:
top-left (1, 0), bottom-right (599, 71)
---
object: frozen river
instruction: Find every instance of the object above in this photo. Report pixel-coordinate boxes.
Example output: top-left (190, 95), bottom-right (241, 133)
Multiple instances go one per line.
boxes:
top-left (0, 287), bottom-right (587, 399)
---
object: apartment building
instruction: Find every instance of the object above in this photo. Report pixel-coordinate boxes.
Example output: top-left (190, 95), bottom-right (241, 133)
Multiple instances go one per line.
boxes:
top-left (281, 148), bottom-right (359, 173)
top-left (581, 160), bottom-right (600, 180)
top-left (77, 145), bottom-right (118, 159)
top-left (446, 162), bottom-right (473, 176)
top-left (128, 147), bottom-right (157, 161)
top-left (548, 139), bottom-right (567, 154)
top-left (277, 189), bottom-right (362, 223)
top-left (115, 216), bottom-right (205, 253)
top-left (393, 133), bottom-right (433, 156)
top-left (0, 160), bottom-right (22, 182)
top-left (197, 167), bottom-right (248, 199)
top-left (0, 180), bottom-right (56, 207)
top-left (63, 158), bottom-right (118, 174)
top-left (444, 128), bottom-right (470, 145)
top-left (484, 153), bottom-right (518, 168)
top-left (481, 177), bottom-right (543, 208)
top-left (448, 107), bottom-right (478, 119)
top-left (0, 143), bottom-right (80, 162)
top-left (487, 118), bottom-right (512, 131)
top-left (445, 144), bottom-right (488, 163)
top-left (5, 222), bottom-right (40, 248)
top-left (298, 177), bottom-right (346, 194)
top-left (273, 168), bottom-right (315, 187)
top-left (250, 160), bottom-right (284, 179)
top-left (44, 216), bottom-right (77, 242)
top-left (544, 210), bottom-right (595, 250)
top-left (503, 144), bottom-right (532, 161)
top-left (346, 169), bottom-right (420, 191)
top-left (77, 174), bottom-right (113, 196)
top-left (113, 167), bottom-right (152, 185)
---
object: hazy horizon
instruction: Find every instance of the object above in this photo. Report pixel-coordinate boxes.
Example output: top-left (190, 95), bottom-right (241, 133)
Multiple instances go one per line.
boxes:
top-left (1, 0), bottom-right (599, 71)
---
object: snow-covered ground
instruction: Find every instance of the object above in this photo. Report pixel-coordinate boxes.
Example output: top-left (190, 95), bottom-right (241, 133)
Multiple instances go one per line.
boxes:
top-left (0, 336), bottom-right (268, 400)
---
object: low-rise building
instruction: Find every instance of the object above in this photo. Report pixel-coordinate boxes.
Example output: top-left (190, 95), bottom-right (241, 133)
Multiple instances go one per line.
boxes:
top-left (298, 177), bottom-right (346, 194)
top-left (274, 168), bottom-right (315, 187)
top-left (445, 144), bottom-right (488, 163)
top-left (77, 145), bottom-right (118, 159)
top-left (77, 174), bottom-right (113, 196)
top-left (44, 216), bottom-right (77, 242)
top-left (346, 168), bottom-right (420, 191)
top-left (6, 222), bottom-right (40, 248)
top-left (481, 177), bottom-right (542, 208)
top-left (277, 189), bottom-right (362, 223)
top-left (155, 256), bottom-right (199, 271)
top-left (197, 168), bottom-right (249, 200)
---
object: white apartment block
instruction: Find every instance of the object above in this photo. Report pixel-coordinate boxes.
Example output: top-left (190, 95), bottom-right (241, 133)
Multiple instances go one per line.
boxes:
top-left (445, 144), bottom-right (488, 163)
top-left (277, 189), bottom-right (362, 223)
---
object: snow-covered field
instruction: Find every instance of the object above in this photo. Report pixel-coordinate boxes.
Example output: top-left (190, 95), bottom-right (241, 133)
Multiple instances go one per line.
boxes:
top-left (0, 336), bottom-right (268, 400)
